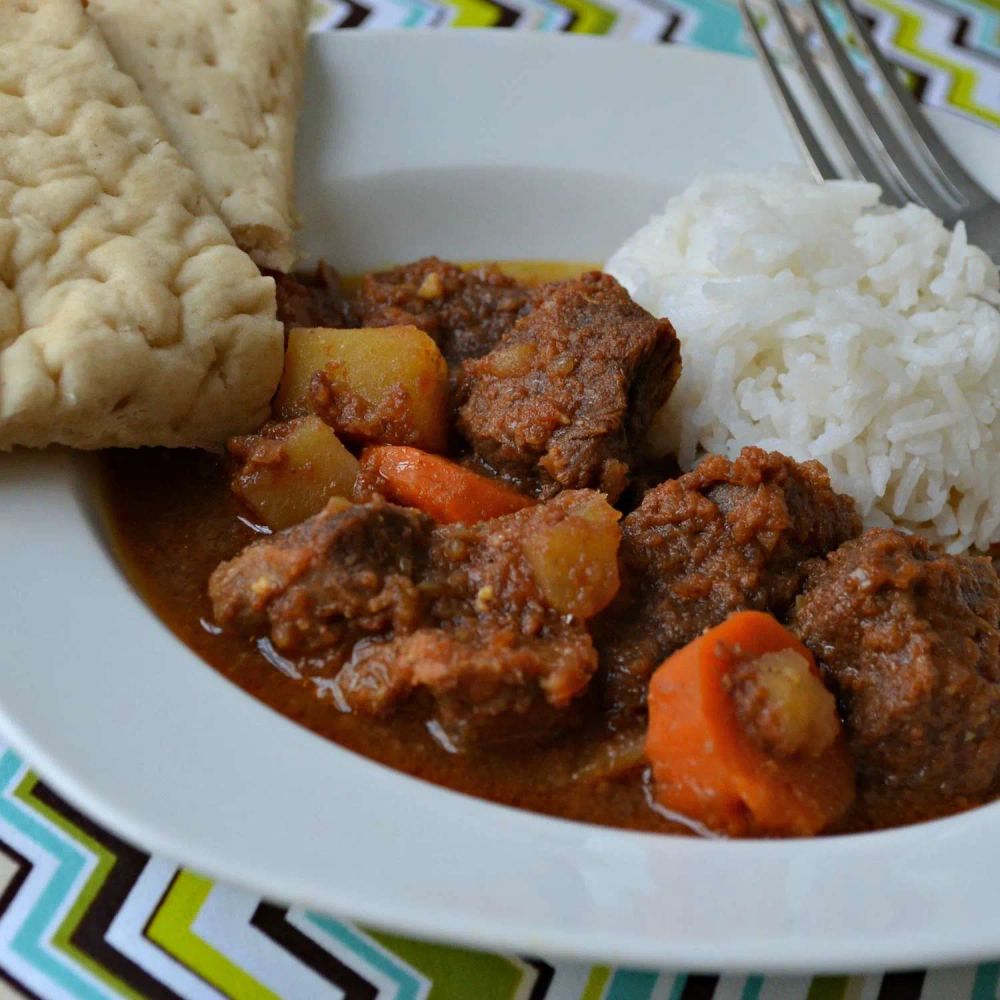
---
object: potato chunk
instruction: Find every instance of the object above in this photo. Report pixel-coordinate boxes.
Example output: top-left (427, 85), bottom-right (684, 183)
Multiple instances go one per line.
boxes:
top-left (729, 649), bottom-right (840, 758)
top-left (275, 326), bottom-right (449, 453)
top-left (524, 493), bottom-right (621, 619)
top-left (230, 416), bottom-right (359, 530)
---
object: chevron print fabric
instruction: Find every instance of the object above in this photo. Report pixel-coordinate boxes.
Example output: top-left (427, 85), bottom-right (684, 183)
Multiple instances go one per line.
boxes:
top-left (3, 735), bottom-right (1000, 997)
top-left (2, 3), bottom-right (999, 995)
top-left (308, 0), bottom-right (1000, 127)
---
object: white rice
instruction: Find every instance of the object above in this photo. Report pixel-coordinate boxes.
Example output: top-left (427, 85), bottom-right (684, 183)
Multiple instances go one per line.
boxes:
top-left (606, 168), bottom-right (1000, 553)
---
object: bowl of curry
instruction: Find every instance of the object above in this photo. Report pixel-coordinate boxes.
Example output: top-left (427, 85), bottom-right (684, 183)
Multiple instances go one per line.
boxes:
top-left (101, 255), bottom-right (1000, 840)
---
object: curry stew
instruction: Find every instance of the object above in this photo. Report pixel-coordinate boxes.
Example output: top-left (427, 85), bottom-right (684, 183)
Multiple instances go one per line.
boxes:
top-left (100, 259), bottom-right (1000, 838)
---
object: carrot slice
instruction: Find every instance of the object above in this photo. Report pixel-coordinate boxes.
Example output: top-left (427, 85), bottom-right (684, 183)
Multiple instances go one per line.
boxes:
top-left (646, 611), bottom-right (855, 838)
top-left (358, 445), bottom-right (534, 524)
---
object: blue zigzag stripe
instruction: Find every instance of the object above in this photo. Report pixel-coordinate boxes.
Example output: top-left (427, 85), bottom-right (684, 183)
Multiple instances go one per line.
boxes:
top-left (305, 913), bottom-right (426, 1000)
top-left (667, 0), bottom-right (750, 54)
top-left (605, 968), bottom-right (660, 999)
top-left (0, 751), bottom-right (106, 999)
top-left (388, 0), bottom-right (441, 28)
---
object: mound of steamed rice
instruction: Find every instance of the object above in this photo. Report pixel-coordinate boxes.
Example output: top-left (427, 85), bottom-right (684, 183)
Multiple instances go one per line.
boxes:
top-left (607, 169), bottom-right (1000, 553)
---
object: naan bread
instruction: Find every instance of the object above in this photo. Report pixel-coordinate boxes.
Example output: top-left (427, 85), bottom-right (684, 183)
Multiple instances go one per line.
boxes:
top-left (0, 0), bottom-right (284, 450)
top-left (88, 0), bottom-right (308, 271)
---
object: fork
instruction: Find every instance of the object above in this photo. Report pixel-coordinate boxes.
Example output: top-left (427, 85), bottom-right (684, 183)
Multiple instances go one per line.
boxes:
top-left (739, 0), bottom-right (1000, 263)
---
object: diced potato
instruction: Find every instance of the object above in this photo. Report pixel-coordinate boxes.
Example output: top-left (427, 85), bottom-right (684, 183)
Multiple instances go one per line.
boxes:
top-left (274, 325), bottom-right (449, 453)
top-left (232, 416), bottom-right (359, 530)
top-left (730, 649), bottom-right (840, 759)
top-left (526, 494), bottom-right (621, 619)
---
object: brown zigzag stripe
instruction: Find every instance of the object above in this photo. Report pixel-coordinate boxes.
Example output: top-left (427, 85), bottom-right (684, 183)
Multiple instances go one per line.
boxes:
top-left (660, 12), bottom-right (683, 42)
top-left (680, 973), bottom-right (720, 999)
top-left (935, 5), bottom-right (1000, 64)
top-left (0, 840), bottom-right (42, 1000)
top-left (492, 0), bottom-right (522, 27)
top-left (29, 783), bottom-right (180, 1000)
top-left (627, 0), bottom-right (691, 43)
top-left (890, 58), bottom-right (932, 101)
top-left (337, 0), bottom-right (372, 29)
top-left (558, 6), bottom-right (579, 32)
top-left (908, 68), bottom-right (930, 102)
top-left (878, 970), bottom-right (926, 999)
top-left (953, 17), bottom-right (973, 51)
top-left (523, 957), bottom-right (555, 999)
top-left (250, 902), bottom-right (379, 999)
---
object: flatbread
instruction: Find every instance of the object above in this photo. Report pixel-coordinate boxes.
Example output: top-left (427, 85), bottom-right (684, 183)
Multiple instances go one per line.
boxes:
top-left (87, 0), bottom-right (308, 272)
top-left (0, 0), bottom-right (284, 450)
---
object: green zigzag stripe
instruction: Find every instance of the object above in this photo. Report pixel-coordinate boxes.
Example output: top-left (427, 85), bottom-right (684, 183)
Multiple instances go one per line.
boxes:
top-left (365, 927), bottom-right (529, 999)
top-left (804, 975), bottom-right (850, 1000)
top-left (10, 772), bottom-right (142, 1000)
top-left (440, 0), bottom-right (512, 27)
top-left (868, 0), bottom-right (1000, 124)
top-left (437, 0), bottom-right (617, 31)
top-left (555, 0), bottom-right (617, 33)
top-left (145, 871), bottom-right (278, 1000)
top-left (581, 965), bottom-right (612, 999)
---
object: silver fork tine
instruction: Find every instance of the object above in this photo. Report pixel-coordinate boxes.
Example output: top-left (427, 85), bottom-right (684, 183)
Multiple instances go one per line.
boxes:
top-left (836, 0), bottom-right (992, 208)
top-left (739, 0), bottom-right (839, 182)
top-left (805, 0), bottom-right (958, 216)
top-left (769, 0), bottom-right (909, 204)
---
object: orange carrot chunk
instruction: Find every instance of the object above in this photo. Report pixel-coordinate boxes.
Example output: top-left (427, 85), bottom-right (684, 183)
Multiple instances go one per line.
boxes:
top-left (646, 611), bottom-right (855, 838)
top-left (358, 445), bottom-right (534, 524)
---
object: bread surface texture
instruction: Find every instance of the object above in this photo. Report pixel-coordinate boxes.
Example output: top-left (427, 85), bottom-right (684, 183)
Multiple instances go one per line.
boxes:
top-left (0, 0), bottom-right (284, 450)
top-left (87, 0), bottom-right (308, 271)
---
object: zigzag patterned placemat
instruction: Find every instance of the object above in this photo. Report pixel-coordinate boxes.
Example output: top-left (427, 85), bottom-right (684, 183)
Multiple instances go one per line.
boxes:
top-left (0, 738), bottom-right (998, 1000)
top-left (309, 0), bottom-right (1000, 127)
top-left (3, 5), bottom-right (999, 997)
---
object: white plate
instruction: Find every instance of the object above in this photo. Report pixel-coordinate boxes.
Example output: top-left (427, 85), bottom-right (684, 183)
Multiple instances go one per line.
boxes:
top-left (2, 30), bottom-right (1000, 974)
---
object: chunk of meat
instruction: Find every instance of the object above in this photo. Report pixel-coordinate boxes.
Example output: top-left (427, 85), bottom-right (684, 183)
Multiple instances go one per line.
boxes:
top-left (265, 263), bottom-right (357, 332)
top-left (337, 628), bottom-right (596, 748)
top-left (209, 491), bottom-right (621, 747)
top-left (790, 528), bottom-right (1000, 824)
top-left (455, 272), bottom-right (681, 502)
top-left (209, 498), bottom-right (432, 661)
top-left (596, 447), bottom-right (862, 720)
top-left (333, 491), bottom-right (619, 746)
top-left (354, 257), bottom-right (533, 366)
